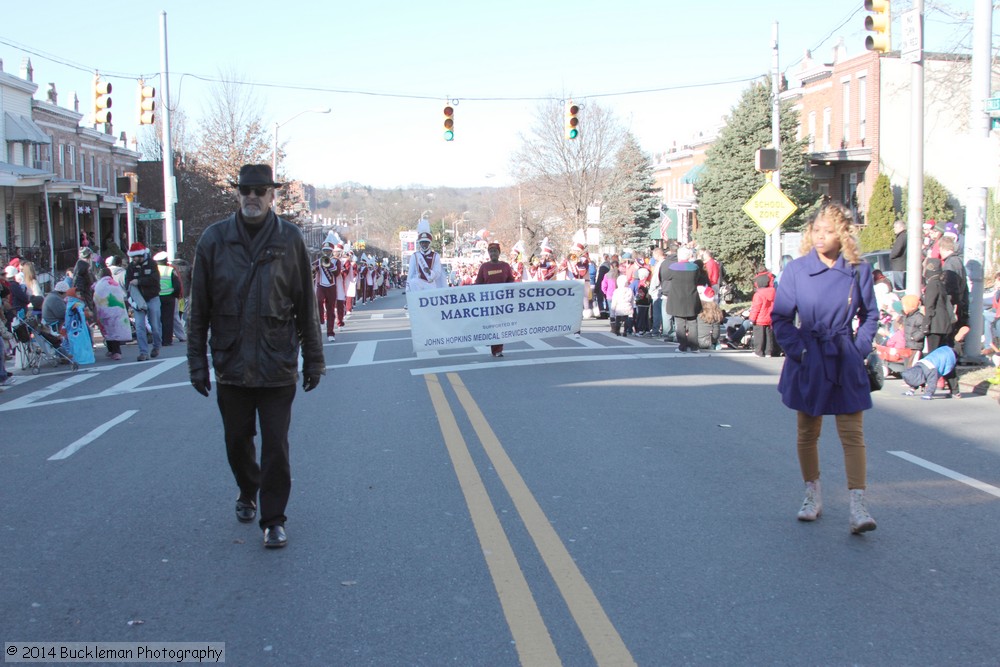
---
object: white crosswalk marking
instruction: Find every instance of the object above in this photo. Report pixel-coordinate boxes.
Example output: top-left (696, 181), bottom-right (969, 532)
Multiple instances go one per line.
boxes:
top-left (349, 340), bottom-right (378, 366)
top-left (0, 372), bottom-right (96, 412)
top-left (48, 410), bottom-right (139, 460)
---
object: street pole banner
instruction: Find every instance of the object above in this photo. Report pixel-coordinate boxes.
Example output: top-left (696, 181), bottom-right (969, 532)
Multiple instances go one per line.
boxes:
top-left (407, 280), bottom-right (584, 352)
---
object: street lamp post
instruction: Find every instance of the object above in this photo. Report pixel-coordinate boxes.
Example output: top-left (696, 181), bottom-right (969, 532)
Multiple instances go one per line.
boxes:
top-left (272, 107), bottom-right (331, 178)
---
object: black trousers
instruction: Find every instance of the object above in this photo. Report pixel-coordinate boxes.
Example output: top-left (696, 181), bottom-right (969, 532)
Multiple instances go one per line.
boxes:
top-left (675, 316), bottom-right (699, 351)
top-left (160, 295), bottom-right (176, 345)
top-left (753, 324), bottom-right (775, 356)
top-left (216, 383), bottom-right (296, 529)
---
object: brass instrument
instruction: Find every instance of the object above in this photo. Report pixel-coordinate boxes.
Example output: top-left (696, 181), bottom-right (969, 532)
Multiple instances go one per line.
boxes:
top-left (321, 256), bottom-right (332, 267)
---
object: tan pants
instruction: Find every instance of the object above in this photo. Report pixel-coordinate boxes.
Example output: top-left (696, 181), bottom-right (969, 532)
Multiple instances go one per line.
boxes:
top-left (796, 411), bottom-right (867, 490)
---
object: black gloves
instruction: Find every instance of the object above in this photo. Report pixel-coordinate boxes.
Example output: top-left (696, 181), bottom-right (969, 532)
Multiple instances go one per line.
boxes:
top-left (191, 370), bottom-right (211, 397)
top-left (302, 373), bottom-right (321, 392)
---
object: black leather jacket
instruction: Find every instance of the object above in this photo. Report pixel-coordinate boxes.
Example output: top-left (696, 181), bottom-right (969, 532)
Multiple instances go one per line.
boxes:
top-left (186, 211), bottom-right (325, 387)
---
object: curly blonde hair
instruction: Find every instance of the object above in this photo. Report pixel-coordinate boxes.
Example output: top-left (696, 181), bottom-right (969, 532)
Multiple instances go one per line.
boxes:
top-left (799, 202), bottom-right (861, 264)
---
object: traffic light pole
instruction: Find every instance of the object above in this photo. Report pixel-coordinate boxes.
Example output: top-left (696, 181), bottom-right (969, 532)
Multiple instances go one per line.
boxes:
top-left (963, 0), bottom-right (992, 361)
top-left (159, 11), bottom-right (178, 261)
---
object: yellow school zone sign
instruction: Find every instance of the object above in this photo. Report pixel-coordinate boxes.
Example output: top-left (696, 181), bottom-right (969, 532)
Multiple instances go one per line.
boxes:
top-left (742, 182), bottom-right (797, 234)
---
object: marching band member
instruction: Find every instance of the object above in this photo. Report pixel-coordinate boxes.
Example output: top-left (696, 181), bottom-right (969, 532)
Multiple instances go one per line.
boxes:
top-left (343, 248), bottom-right (358, 317)
top-left (532, 238), bottom-right (558, 281)
top-left (565, 230), bottom-right (592, 318)
top-left (509, 240), bottom-right (526, 282)
top-left (364, 255), bottom-right (377, 301)
top-left (312, 236), bottom-right (340, 342)
top-left (331, 241), bottom-right (348, 329)
top-left (407, 216), bottom-right (447, 290)
top-left (475, 241), bottom-right (517, 358)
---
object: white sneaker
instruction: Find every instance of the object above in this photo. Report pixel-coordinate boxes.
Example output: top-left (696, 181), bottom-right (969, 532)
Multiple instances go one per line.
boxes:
top-left (0, 376), bottom-right (15, 387)
top-left (849, 489), bottom-right (877, 534)
top-left (797, 480), bottom-right (822, 521)
top-left (327, 335), bottom-right (335, 342)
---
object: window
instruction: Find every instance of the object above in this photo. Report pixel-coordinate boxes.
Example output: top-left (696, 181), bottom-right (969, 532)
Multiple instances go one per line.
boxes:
top-left (808, 112), bottom-right (817, 152)
top-left (58, 143), bottom-right (64, 178)
top-left (823, 108), bottom-right (832, 152)
top-left (842, 81), bottom-right (851, 144)
top-left (858, 76), bottom-right (867, 142)
top-left (90, 156), bottom-right (96, 186)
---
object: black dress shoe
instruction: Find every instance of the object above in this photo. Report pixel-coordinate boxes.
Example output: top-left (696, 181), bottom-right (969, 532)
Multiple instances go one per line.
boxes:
top-left (263, 525), bottom-right (287, 548)
top-left (235, 498), bottom-right (257, 523)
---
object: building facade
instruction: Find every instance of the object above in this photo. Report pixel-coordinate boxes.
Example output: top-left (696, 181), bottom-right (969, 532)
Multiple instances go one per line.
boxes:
top-left (1, 57), bottom-right (139, 274)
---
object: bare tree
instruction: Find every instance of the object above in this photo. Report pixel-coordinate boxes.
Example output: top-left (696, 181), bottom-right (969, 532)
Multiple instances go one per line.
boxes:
top-left (510, 98), bottom-right (625, 255)
top-left (193, 68), bottom-right (271, 188)
top-left (135, 107), bottom-right (192, 162)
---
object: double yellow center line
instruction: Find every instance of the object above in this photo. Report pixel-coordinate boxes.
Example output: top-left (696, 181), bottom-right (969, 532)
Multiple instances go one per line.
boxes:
top-left (424, 373), bottom-right (636, 667)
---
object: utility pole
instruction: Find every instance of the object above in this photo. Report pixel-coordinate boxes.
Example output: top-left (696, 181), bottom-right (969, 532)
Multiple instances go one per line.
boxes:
top-left (905, 1), bottom-right (924, 296)
top-left (769, 20), bottom-right (782, 272)
top-left (963, 0), bottom-right (992, 361)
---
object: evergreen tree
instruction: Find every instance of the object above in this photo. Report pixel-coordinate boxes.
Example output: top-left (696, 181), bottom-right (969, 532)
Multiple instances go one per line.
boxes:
top-left (694, 79), bottom-right (819, 291)
top-left (860, 173), bottom-right (897, 252)
top-left (601, 132), bottom-right (661, 251)
top-left (901, 174), bottom-right (955, 224)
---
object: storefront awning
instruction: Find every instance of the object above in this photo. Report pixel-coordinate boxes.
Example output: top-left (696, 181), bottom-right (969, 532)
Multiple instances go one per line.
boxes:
top-left (681, 164), bottom-right (705, 184)
top-left (4, 112), bottom-right (51, 144)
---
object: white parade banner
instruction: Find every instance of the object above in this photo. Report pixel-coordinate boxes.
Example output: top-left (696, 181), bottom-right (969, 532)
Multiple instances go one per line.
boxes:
top-left (407, 280), bottom-right (585, 352)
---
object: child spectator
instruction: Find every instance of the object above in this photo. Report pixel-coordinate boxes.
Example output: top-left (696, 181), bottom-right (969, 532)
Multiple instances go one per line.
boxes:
top-left (634, 285), bottom-right (652, 336)
top-left (748, 273), bottom-right (776, 357)
top-left (900, 294), bottom-right (925, 366)
top-left (901, 345), bottom-right (958, 399)
top-left (610, 275), bottom-right (635, 336)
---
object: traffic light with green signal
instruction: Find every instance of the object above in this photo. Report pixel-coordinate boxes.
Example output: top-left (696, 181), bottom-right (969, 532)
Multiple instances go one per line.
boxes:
top-left (864, 0), bottom-right (891, 53)
top-left (138, 82), bottom-right (156, 125)
top-left (565, 101), bottom-right (579, 140)
top-left (93, 75), bottom-right (112, 125)
top-left (443, 105), bottom-right (454, 141)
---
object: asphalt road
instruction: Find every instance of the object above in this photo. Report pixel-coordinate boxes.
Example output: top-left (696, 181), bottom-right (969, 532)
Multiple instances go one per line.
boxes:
top-left (1, 290), bottom-right (998, 666)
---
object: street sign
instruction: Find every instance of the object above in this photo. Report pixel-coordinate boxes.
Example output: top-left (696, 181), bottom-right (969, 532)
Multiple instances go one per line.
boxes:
top-left (136, 211), bottom-right (165, 221)
top-left (742, 182), bottom-right (797, 235)
top-left (986, 98), bottom-right (1000, 113)
top-left (900, 9), bottom-right (922, 64)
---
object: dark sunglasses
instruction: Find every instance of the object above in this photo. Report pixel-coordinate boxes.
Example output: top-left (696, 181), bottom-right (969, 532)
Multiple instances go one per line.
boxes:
top-left (238, 185), bottom-right (270, 197)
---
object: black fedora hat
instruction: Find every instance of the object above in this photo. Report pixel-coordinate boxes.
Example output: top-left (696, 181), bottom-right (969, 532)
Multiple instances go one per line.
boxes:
top-left (231, 164), bottom-right (283, 188)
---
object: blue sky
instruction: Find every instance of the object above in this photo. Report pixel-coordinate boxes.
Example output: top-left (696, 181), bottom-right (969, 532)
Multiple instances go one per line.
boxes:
top-left (0, 1), bottom-right (980, 189)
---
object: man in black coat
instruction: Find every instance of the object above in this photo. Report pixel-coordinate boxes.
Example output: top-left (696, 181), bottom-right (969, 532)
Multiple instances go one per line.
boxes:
top-left (663, 246), bottom-right (708, 352)
top-left (187, 164), bottom-right (326, 549)
top-left (889, 219), bottom-right (907, 289)
top-left (594, 254), bottom-right (611, 318)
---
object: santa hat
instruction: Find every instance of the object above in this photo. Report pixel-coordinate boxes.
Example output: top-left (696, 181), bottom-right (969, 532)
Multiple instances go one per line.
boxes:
top-left (127, 242), bottom-right (147, 257)
top-left (540, 237), bottom-right (553, 255)
top-left (416, 217), bottom-right (432, 243)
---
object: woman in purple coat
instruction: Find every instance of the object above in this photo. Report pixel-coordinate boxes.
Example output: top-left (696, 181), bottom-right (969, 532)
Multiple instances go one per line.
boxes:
top-left (772, 202), bottom-right (878, 535)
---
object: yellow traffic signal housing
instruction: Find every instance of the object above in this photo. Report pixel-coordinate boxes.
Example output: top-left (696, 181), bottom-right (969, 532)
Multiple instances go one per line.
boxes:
top-left (138, 83), bottom-right (156, 125)
top-left (93, 76), bottom-right (112, 125)
top-left (565, 101), bottom-right (580, 140)
top-left (864, 0), bottom-right (891, 53)
top-left (443, 105), bottom-right (454, 141)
